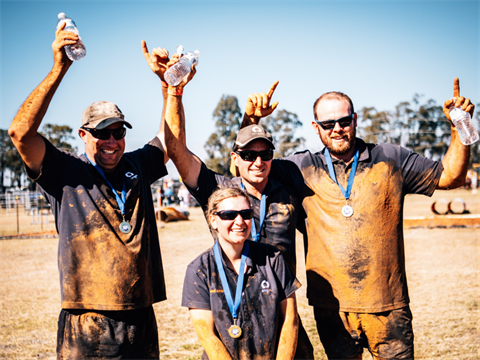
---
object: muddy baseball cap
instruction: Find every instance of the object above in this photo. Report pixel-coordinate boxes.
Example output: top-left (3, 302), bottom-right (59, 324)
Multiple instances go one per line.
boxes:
top-left (233, 125), bottom-right (275, 150)
top-left (81, 101), bottom-right (133, 129)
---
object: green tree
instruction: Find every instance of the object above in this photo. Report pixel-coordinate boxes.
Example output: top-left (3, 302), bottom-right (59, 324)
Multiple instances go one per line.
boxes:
top-left (357, 107), bottom-right (399, 145)
top-left (262, 110), bottom-right (305, 158)
top-left (0, 129), bottom-right (25, 189)
top-left (406, 95), bottom-right (450, 160)
top-left (40, 124), bottom-right (77, 153)
top-left (205, 95), bottom-right (242, 175)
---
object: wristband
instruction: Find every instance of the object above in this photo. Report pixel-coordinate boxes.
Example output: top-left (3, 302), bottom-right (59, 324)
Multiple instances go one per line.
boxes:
top-left (161, 80), bottom-right (168, 88)
top-left (168, 86), bottom-right (183, 96)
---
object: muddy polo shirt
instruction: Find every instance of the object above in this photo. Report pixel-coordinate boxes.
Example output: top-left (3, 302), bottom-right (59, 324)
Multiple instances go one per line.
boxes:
top-left (270, 138), bottom-right (443, 313)
top-left (182, 240), bottom-right (301, 360)
top-left (29, 137), bottom-right (167, 311)
top-left (186, 162), bottom-right (301, 273)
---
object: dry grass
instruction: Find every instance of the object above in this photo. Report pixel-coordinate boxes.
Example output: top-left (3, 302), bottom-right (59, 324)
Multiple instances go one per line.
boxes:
top-left (0, 188), bottom-right (479, 359)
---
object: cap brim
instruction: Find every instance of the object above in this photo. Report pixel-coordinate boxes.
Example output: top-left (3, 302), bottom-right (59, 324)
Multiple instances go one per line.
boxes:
top-left (94, 118), bottom-right (133, 129)
top-left (235, 136), bottom-right (275, 150)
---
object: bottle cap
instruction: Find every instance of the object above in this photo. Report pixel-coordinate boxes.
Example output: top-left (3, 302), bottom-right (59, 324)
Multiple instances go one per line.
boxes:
top-left (58, 12), bottom-right (66, 20)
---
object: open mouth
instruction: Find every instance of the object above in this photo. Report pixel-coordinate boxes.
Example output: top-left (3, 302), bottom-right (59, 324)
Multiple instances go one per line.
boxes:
top-left (102, 149), bottom-right (116, 154)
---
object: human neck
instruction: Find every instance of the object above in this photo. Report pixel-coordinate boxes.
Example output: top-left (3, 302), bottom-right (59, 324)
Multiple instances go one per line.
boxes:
top-left (218, 238), bottom-right (245, 275)
top-left (241, 178), bottom-right (267, 199)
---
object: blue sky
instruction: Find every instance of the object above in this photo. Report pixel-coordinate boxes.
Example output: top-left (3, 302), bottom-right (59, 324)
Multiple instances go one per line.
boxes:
top-left (1, 0), bottom-right (479, 179)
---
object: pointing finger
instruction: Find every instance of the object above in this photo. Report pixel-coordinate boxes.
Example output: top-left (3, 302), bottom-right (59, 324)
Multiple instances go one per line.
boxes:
top-left (453, 77), bottom-right (460, 98)
top-left (141, 40), bottom-right (150, 62)
top-left (267, 80), bottom-right (279, 98)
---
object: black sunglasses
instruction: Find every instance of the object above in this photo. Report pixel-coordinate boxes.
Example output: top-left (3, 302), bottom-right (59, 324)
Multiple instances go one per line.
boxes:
top-left (214, 209), bottom-right (254, 221)
top-left (315, 114), bottom-right (354, 130)
top-left (235, 149), bottom-right (274, 162)
top-left (81, 126), bottom-right (126, 140)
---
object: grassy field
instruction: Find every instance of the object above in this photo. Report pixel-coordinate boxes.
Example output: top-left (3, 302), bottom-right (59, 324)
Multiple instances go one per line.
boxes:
top-left (0, 188), bottom-right (479, 359)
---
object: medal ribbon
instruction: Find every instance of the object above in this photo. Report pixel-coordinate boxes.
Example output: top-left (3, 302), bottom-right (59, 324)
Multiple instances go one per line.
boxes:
top-left (213, 240), bottom-right (250, 320)
top-left (324, 148), bottom-right (359, 201)
top-left (240, 182), bottom-right (266, 242)
top-left (84, 153), bottom-right (126, 216)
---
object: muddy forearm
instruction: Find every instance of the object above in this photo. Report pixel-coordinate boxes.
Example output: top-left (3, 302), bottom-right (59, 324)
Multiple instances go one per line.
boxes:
top-left (164, 92), bottom-right (201, 188)
top-left (437, 127), bottom-right (470, 189)
top-left (276, 296), bottom-right (299, 360)
top-left (8, 64), bottom-right (69, 174)
top-left (191, 315), bottom-right (232, 360)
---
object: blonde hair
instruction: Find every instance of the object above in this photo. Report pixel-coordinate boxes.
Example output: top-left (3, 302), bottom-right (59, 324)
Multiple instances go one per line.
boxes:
top-left (206, 187), bottom-right (252, 233)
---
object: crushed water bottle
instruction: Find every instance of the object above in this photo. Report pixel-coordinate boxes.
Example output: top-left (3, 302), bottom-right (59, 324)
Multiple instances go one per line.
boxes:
top-left (56, 12), bottom-right (86, 61)
top-left (449, 98), bottom-right (479, 145)
top-left (164, 46), bottom-right (200, 86)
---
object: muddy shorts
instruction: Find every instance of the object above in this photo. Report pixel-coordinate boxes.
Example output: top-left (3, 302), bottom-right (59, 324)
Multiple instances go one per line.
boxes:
top-left (314, 306), bottom-right (414, 360)
top-left (57, 306), bottom-right (159, 359)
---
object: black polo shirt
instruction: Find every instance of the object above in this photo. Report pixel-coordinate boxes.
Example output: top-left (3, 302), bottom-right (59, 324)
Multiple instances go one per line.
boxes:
top-left (270, 138), bottom-right (444, 313)
top-left (28, 136), bottom-right (168, 310)
top-left (186, 162), bottom-right (302, 273)
top-left (182, 240), bottom-right (300, 360)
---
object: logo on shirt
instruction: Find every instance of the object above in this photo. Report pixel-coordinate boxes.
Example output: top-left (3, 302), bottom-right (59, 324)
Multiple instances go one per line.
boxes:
top-left (261, 280), bottom-right (271, 294)
top-left (125, 172), bottom-right (138, 180)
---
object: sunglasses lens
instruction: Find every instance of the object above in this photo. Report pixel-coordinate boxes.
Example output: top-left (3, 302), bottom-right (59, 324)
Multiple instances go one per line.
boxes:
top-left (338, 117), bottom-right (353, 127)
top-left (216, 209), bottom-right (254, 220)
top-left (85, 127), bottom-right (126, 140)
top-left (320, 121), bottom-right (335, 130)
top-left (237, 150), bottom-right (273, 162)
top-left (319, 115), bottom-right (352, 130)
top-left (112, 128), bottom-right (126, 140)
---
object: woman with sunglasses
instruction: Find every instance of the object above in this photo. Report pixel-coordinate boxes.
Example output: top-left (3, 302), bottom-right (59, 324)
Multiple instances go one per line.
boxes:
top-left (182, 187), bottom-right (300, 359)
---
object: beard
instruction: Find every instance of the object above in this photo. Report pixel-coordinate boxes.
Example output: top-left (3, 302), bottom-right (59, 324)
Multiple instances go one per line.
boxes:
top-left (322, 127), bottom-right (356, 156)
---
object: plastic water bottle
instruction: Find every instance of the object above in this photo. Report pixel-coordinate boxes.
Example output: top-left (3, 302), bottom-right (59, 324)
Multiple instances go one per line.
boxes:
top-left (449, 98), bottom-right (479, 145)
top-left (164, 47), bottom-right (200, 86)
top-left (56, 13), bottom-right (86, 61)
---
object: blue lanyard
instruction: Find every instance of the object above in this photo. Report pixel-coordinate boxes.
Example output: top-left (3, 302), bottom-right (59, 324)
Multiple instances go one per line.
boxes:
top-left (324, 148), bottom-right (359, 201)
top-left (84, 154), bottom-right (126, 215)
top-left (240, 182), bottom-right (266, 242)
top-left (213, 241), bottom-right (250, 320)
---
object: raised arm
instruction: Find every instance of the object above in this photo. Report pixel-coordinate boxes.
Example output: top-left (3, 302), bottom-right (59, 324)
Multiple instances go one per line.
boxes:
top-left (189, 309), bottom-right (233, 360)
top-left (163, 61), bottom-right (202, 189)
top-left (276, 294), bottom-right (299, 360)
top-left (141, 40), bottom-right (173, 164)
top-left (438, 78), bottom-right (474, 189)
top-left (8, 23), bottom-right (75, 177)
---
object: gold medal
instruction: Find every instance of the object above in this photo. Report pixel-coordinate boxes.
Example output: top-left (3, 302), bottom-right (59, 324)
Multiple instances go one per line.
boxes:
top-left (228, 324), bottom-right (242, 338)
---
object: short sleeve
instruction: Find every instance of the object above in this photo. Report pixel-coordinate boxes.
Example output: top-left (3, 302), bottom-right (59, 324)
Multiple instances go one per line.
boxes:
top-left (272, 250), bottom-right (301, 301)
top-left (181, 264), bottom-right (211, 310)
top-left (399, 147), bottom-right (443, 196)
top-left (185, 162), bottom-right (231, 210)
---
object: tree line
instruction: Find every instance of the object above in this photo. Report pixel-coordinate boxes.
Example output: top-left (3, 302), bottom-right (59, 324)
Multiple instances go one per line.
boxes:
top-left (1, 96), bottom-right (479, 191)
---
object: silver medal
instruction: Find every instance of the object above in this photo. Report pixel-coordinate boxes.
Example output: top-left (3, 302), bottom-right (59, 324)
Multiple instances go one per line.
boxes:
top-left (342, 205), bottom-right (353, 217)
top-left (119, 221), bottom-right (132, 234)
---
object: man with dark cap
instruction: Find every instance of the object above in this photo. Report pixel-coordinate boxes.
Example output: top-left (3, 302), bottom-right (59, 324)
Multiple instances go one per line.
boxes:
top-left (160, 68), bottom-right (314, 357)
top-left (8, 24), bottom-right (174, 359)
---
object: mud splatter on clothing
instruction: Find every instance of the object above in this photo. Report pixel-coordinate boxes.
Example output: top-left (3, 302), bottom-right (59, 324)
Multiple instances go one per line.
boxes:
top-left (29, 136), bottom-right (168, 310)
top-left (270, 138), bottom-right (443, 313)
top-left (187, 162), bottom-right (302, 274)
top-left (182, 241), bottom-right (301, 360)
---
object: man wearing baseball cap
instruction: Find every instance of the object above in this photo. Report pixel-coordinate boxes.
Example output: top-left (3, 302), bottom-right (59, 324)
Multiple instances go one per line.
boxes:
top-left (160, 63), bottom-right (314, 357)
top-left (8, 25), bottom-right (175, 358)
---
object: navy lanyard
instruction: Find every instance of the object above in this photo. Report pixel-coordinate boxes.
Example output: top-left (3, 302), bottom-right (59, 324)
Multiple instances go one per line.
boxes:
top-left (240, 182), bottom-right (266, 242)
top-left (213, 240), bottom-right (250, 320)
top-left (84, 153), bottom-right (126, 215)
top-left (324, 148), bottom-right (359, 201)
